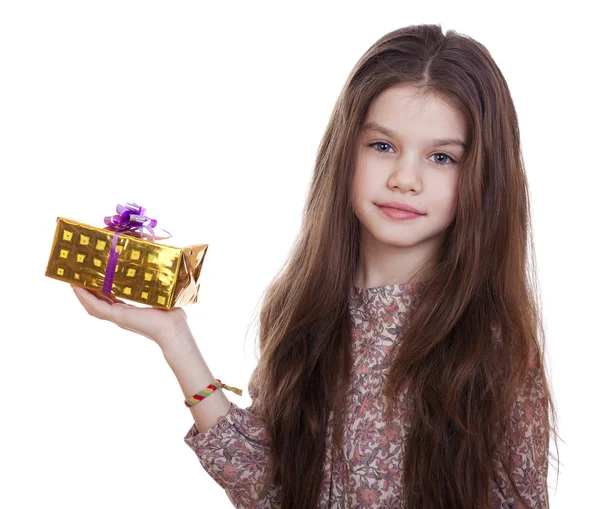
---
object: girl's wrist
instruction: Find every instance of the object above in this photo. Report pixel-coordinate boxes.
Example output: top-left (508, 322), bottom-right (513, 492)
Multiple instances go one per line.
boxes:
top-left (159, 320), bottom-right (196, 359)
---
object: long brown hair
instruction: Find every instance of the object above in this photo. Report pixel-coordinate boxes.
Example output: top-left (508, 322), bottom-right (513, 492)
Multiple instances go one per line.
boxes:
top-left (246, 23), bottom-right (559, 509)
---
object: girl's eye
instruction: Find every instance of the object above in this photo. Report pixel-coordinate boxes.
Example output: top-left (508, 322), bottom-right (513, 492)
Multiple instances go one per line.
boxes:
top-left (369, 141), bottom-right (394, 153)
top-left (429, 153), bottom-right (456, 166)
top-left (368, 142), bottom-right (457, 166)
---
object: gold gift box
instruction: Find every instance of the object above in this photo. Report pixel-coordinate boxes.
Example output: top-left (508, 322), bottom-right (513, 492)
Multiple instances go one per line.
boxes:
top-left (45, 217), bottom-right (208, 309)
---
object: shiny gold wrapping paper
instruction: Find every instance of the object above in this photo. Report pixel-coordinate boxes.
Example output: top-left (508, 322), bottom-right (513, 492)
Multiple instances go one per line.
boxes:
top-left (45, 217), bottom-right (208, 309)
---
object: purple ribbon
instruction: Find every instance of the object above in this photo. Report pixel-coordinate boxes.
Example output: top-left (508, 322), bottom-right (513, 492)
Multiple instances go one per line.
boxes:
top-left (104, 202), bottom-right (158, 238)
top-left (101, 203), bottom-right (158, 294)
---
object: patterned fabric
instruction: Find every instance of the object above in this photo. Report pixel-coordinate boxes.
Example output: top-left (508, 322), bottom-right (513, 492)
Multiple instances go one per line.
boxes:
top-left (183, 282), bottom-right (549, 508)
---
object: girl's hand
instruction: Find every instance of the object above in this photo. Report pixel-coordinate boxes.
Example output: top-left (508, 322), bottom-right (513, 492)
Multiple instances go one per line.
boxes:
top-left (71, 285), bottom-right (191, 352)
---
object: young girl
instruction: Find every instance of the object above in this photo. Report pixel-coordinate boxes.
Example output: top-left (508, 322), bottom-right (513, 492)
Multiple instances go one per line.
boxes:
top-left (72, 23), bottom-right (558, 509)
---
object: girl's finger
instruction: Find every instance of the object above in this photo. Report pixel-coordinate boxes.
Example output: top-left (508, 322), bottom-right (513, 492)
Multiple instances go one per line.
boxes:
top-left (92, 292), bottom-right (115, 305)
top-left (73, 286), bottom-right (126, 306)
top-left (107, 294), bottom-right (129, 305)
top-left (89, 289), bottom-right (130, 306)
top-left (92, 290), bottom-right (121, 304)
top-left (72, 285), bottom-right (114, 319)
top-left (82, 287), bottom-right (113, 305)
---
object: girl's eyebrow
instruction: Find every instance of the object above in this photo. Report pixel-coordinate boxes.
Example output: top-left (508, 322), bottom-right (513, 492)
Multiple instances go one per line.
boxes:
top-left (363, 121), bottom-right (467, 149)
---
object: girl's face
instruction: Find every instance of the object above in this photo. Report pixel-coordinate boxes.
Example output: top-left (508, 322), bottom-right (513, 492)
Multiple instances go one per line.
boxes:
top-left (351, 84), bottom-right (467, 258)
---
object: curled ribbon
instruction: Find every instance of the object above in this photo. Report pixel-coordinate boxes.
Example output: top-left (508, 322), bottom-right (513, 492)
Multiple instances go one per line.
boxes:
top-left (104, 202), bottom-right (158, 239)
top-left (101, 203), bottom-right (165, 295)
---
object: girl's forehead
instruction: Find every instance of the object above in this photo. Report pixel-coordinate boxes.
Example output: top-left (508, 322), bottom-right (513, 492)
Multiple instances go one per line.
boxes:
top-left (363, 89), bottom-right (467, 143)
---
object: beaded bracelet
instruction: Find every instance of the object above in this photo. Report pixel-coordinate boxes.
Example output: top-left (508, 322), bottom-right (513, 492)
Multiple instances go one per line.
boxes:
top-left (184, 378), bottom-right (243, 408)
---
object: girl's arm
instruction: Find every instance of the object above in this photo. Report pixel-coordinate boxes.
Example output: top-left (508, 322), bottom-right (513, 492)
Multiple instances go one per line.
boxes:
top-left (509, 366), bottom-right (550, 508)
top-left (71, 286), bottom-right (279, 508)
top-left (161, 329), bottom-right (233, 434)
top-left (164, 329), bottom-right (280, 507)
top-left (492, 363), bottom-right (550, 509)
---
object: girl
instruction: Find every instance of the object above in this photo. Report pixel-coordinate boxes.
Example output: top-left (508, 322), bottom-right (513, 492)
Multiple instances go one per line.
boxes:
top-left (73, 23), bottom-right (558, 509)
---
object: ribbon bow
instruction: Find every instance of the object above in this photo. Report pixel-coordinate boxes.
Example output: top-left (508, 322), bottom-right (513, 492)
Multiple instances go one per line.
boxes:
top-left (104, 202), bottom-right (158, 239)
top-left (101, 202), bottom-right (167, 295)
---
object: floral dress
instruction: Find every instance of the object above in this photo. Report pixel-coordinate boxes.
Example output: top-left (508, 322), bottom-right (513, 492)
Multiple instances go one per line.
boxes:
top-left (183, 282), bottom-right (549, 508)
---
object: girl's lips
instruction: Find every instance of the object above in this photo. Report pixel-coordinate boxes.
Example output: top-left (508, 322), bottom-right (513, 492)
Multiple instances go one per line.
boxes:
top-left (378, 205), bottom-right (424, 220)
top-left (377, 201), bottom-right (423, 215)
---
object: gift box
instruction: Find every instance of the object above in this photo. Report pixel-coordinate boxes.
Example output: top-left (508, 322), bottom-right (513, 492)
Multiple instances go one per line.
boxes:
top-left (45, 204), bottom-right (208, 309)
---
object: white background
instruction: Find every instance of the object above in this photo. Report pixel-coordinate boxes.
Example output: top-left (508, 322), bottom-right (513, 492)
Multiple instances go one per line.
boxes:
top-left (1, 1), bottom-right (597, 508)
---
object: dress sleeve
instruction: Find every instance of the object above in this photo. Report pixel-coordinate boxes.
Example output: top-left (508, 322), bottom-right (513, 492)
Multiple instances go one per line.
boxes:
top-left (491, 363), bottom-right (550, 508)
top-left (183, 379), bottom-right (281, 508)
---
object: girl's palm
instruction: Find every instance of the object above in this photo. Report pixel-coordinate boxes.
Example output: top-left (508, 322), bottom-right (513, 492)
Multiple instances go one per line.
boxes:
top-left (71, 285), bottom-right (190, 350)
